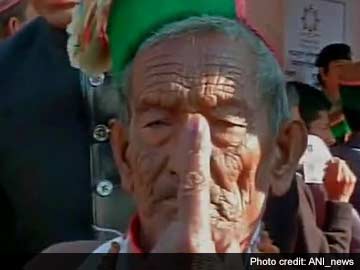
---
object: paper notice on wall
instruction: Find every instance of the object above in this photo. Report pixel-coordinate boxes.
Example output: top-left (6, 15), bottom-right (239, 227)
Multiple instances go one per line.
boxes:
top-left (301, 135), bottom-right (332, 184)
top-left (284, 0), bottom-right (346, 85)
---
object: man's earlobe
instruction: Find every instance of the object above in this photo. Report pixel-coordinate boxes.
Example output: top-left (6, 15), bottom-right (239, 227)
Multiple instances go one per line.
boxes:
top-left (271, 120), bottom-right (307, 196)
top-left (109, 119), bottom-right (133, 193)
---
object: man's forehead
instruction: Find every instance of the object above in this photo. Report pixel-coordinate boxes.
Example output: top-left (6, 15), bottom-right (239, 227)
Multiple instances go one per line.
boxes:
top-left (131, 31), bottom-right (259, 108)
top-left (134, 31), bottom-right (256, 68)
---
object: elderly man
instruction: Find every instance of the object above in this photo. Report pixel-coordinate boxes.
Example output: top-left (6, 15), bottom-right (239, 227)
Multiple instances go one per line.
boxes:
top-left (30, 0), bottom-right (305, 259)
top-left (107, 19), bottom-right (294, 251)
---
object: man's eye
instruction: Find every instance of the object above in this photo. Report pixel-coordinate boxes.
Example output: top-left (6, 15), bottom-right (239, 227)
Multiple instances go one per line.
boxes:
top-left (144, 120), bottom-right (170, 128)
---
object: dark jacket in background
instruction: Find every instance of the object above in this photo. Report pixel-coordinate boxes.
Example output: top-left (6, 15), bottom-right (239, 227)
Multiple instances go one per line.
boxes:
top-left (264, 175), bottom-right (352, 252)
top-left (0, 17), bottom-right (94, 258)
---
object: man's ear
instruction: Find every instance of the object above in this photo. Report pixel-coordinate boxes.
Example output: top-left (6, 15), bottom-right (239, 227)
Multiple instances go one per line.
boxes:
top-left (109, 119), bottom-right (133, 194)
top-left (6, 17), bottom-right (22, 36)
top-left (270, 120), bottom-right (307, 196)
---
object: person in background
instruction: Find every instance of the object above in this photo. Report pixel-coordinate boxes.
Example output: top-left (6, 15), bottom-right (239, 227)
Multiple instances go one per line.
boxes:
top-left (332, 103), bottom-right (360, 214)
top-left (0, 0), bottom-right (94, 265)
top-left (293, 81), bottom-right (335, 146)
top-left (31, 0), bottom-right (73, 29)
top-left (24, 0), bottom-right (37, 20)
top-left (316, 43), bottom-right (360, 216)
top-left (0, 0), bottom-right (30, 39)
top-left (287, 81), bottom-right (359, 252)
top-left (316, 43), bottom-right (353, 143)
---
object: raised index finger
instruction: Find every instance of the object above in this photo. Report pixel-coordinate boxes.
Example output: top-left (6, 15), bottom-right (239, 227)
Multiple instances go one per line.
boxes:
top-left (178, 115), bottom-right (212, 237)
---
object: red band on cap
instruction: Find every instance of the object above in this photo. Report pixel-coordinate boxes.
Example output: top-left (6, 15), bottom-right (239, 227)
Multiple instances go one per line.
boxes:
top-left (235, 0), bottom-right (246, 19)
top-left (235, 0), bottom-right (281, 65)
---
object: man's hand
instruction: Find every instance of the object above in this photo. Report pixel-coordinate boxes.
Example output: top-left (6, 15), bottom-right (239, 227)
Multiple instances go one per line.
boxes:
top-left (324, 158), bottom-right (357, 203)
top-left (152, 115), bottom-right (216, 253)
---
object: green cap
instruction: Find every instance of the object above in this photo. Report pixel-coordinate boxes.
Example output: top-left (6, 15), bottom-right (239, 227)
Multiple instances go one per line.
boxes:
top-left (108, 0), bottom-right (237, 74)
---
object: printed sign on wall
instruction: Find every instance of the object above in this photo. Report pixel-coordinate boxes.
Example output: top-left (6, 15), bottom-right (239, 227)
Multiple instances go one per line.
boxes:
top-left (284, 0), bottom-right (346, 85)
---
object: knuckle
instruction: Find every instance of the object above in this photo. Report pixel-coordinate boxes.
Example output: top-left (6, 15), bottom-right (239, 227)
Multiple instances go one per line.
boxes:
top-left (182, 172), bottom-right (207, 192)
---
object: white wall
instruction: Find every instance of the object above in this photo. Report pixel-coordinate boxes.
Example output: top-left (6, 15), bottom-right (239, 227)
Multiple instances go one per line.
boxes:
top-left (245, 0), bottom-right (360, 64)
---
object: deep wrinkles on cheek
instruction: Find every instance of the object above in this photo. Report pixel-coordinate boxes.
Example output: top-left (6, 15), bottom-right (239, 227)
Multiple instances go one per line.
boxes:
top-left (133, 148), bottom-right (170, 214)
top-left (237, 134), bottom-right (262, 208)
top-left (135, 149), bottom-right (168, 185)
top-left (209, 131), bottom-right (263, 223)
top-left (210, 148), bottom-right (245, 222)
top-left (211, 149), bottom-right (243, 190)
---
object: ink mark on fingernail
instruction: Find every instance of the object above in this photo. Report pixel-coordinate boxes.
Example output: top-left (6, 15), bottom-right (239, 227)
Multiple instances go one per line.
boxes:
top-left (190, 118), bottom-right (200, 136)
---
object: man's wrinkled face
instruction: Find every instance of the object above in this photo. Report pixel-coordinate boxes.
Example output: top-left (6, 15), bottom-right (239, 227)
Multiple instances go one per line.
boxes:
top-left (112, 31), bottom-right (304, 251)
top-left (309, 111), bottom-right (335, 146)
top-left (32, 0), bottom-right (78, 28)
